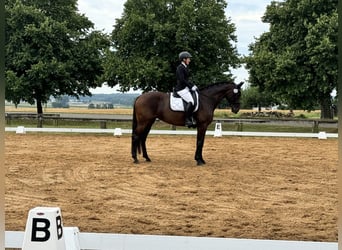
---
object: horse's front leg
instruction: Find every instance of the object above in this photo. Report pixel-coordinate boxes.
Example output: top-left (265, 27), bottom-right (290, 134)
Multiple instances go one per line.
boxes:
top-left (141, 136), bottom-right (151, 162)
top-left (195, 127), bottom-right (207, 166)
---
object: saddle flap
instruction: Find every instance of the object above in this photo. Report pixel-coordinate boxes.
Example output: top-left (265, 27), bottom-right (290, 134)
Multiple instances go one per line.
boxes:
top-left (170, 91), bottom-right (199, 112)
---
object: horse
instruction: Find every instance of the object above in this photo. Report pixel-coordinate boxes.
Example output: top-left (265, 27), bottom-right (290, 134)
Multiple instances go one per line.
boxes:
top-left (131, 80), bottom-right (244, 166)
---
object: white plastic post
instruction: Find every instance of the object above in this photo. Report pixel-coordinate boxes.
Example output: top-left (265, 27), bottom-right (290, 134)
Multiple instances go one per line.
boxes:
top-left (22, 207), bottom-right (66, 250)
top-left (318, 131), bottom-right (327, 139)
top-left (16, 126), bottom-right (26, 134)
top-left (114, 128), bottom-right (122, 137)
top-left (214, 123), bottom-right (222, 137)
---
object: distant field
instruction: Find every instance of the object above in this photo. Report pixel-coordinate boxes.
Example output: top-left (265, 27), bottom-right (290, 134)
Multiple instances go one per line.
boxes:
top-left (5, 105), bottom-right (322, 119)
top-left (5, 106), bottom-right (134, 115)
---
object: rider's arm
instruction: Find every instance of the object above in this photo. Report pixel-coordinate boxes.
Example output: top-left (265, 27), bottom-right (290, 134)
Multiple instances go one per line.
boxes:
top-left (176, 66), bottom-right (193, 89)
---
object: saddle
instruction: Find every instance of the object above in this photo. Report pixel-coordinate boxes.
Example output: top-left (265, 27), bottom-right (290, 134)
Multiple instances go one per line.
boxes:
top-left (170, 89), bottom-right (199, 112)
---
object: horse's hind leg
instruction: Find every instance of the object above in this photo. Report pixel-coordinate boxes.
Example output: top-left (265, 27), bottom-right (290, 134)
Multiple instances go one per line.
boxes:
top-left (141, 121), bottom-right (154, 162)
top-left (131, 134), bottom-right (140, 164)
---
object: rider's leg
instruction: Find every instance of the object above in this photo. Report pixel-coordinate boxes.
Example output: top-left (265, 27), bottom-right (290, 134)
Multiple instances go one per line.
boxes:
top-left (177, 88), bottom-right (195, 127)
top-left (184, 101), bottom-right (195, 127)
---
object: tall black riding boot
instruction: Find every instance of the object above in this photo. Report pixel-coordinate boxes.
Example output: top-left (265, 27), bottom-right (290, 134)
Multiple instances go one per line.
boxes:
top-left (184, 102), bottom-right (195, 128)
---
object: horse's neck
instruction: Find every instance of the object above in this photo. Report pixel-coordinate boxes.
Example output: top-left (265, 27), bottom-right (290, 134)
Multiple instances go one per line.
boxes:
top-left (201, 84), bottom-right (231, 107)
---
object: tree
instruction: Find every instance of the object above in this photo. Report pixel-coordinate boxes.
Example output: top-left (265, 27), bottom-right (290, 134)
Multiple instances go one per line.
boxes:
top-left (241, 86), bottom-right (278, 110)
top-left (5, 0), bottom-right (109, 117)
top-left (104, 0), bottom-right (240, 92)
top-left (245, 0), bottom-right (337, 119)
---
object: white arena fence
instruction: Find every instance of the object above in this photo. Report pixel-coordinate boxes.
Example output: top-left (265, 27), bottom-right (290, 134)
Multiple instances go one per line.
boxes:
top-left (5, 228), bottom-right (338, 250)
top-left (5, 126), bottom-right (339, 139)
top-left (8, 206), bottom-right (339, 250)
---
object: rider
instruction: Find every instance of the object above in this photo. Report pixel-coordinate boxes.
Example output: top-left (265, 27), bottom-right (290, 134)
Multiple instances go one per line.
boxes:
top-left (175, 51), bottom-right (198, 128)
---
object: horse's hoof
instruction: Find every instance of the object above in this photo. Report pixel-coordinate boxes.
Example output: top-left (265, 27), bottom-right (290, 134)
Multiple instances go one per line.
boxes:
top-left (145, 158), bottom-right (151, 162)
top-left (133, 159), bottom-right (139, 164)
top-left (197, 160), bottom-right (206, 166)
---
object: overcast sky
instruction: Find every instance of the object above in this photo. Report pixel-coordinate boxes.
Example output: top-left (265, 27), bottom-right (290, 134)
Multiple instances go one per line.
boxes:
top-left (77, 0), bottom-right (271, 93)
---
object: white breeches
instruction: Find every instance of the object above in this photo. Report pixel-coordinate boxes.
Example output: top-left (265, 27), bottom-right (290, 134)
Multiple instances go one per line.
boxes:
top-left (177, 87), bottom-right (194, 104)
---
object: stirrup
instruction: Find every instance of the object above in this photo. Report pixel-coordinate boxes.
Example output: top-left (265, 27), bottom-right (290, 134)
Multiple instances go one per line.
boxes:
top-left (189, 119), bottom-right (197, 128)
top-left (185, 119), bottom-right (194, 128)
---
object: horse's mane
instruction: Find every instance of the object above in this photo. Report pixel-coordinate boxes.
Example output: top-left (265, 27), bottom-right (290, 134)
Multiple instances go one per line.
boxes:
top-left (199, 80), bottom-right (235, 91)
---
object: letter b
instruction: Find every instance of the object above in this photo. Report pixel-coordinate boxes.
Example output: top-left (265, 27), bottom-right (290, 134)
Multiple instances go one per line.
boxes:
top-left (56, 215), bottom-right (63, 240)
top-left (31, 218), bottom-right (51, 242)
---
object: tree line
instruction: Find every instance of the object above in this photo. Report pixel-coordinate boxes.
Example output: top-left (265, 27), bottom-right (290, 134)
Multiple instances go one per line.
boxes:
top-left (5, 0), bottom-right (337, 118)
top-left (245, 0), bottom-right (337, 118)
top-left (49, 93), bottom-right (140, 108)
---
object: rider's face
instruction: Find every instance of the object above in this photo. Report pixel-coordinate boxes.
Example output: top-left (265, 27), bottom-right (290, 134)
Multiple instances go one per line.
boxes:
top-left (184, 58), bottom-right (191, 65)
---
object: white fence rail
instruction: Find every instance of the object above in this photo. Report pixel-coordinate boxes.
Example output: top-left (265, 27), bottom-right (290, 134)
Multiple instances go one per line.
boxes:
top-left (5, 229), bottom-right (338, 250)
top-left (5, 126), bottom-right (338, 139)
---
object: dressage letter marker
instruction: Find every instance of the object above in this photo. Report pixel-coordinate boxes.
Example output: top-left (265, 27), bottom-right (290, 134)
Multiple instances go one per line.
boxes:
top-left (16, 126), bottom-right (26, 134)
top-left (318, 131), bottom-right (327, 139)
top-left (214, 123), bottom-right (222, 137)
top-left (22, 207), bottom-right (66, 250)
top-left (114, 128), bottom-right (122, 137)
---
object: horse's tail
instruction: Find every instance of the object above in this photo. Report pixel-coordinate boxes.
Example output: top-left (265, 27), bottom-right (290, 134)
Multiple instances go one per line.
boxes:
top-left (131, 98), bottom-right (141, 155)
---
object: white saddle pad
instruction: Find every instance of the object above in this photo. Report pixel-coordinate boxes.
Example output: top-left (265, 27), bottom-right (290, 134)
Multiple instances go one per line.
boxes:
top-left (170, 92), bottom-right (199, 112)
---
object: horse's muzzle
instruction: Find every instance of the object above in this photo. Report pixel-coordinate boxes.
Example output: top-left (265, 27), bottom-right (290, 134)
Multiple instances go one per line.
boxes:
top-left (231, 106), bottom-right (240, 114)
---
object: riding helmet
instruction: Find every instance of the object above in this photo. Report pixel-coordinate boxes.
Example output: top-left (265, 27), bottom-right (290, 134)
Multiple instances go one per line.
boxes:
top-left (179, 51), bottom-right (192, 61)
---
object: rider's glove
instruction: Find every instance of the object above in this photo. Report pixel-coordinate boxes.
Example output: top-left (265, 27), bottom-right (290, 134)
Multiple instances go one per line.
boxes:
top-left (191, 85), bottom-right (198, 91)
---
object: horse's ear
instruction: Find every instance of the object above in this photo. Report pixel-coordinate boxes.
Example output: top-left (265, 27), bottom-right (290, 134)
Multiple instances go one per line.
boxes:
top-left (238, 81), bottom-right (244, 88)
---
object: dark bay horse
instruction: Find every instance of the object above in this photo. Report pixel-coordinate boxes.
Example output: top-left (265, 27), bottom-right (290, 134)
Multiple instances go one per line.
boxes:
top-left (131, 81), bottom-right (244, 165)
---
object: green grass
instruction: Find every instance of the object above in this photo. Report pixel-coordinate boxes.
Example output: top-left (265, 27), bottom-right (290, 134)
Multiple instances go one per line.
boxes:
top-left (5, 118), bottom-right (338, 133)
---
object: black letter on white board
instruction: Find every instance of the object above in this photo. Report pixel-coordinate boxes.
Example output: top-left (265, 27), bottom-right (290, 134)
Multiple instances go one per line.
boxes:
top-left (56, 215), bottom-right (63, 239)
top-left (31, 218), bottom-right (50, 242)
